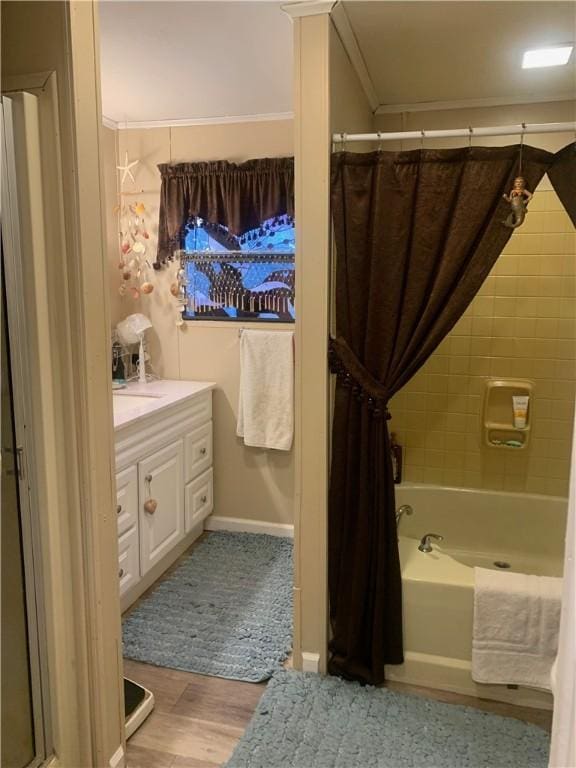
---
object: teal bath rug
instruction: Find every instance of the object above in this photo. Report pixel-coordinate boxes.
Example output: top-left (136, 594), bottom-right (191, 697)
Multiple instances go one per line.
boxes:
top-left (226, 669), bottom-right (549, 767)
top-left (122, 532), bottom-right (293, 683)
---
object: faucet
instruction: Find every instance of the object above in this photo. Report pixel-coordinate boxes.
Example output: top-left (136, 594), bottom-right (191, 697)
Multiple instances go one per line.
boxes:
top-left (395, 504), bottom-right (413, 527)
top-left (418, 533), bottom-right (444, 553)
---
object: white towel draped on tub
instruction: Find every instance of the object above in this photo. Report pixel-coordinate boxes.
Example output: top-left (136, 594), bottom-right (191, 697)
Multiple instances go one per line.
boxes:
top-left (472, 567), bottom-right (562, 691)
top-left (237, 330), bottom-right (294, 451)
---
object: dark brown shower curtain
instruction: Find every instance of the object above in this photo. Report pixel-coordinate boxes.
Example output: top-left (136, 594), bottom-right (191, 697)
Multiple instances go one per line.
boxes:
top-left (156, 157), bottom-right (294, 265)
top-left (328, 143), bottom-right (574, 685)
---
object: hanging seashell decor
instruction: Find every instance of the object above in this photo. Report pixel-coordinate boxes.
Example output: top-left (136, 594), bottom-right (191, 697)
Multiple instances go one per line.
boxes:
top-left (116, 198), bottom-right (156, 300)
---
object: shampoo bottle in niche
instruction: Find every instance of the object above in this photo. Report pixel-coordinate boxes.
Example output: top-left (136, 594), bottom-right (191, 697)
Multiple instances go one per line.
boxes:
top-left (512, 395), bottom-right (529, 429)
top-left (390, 432), bottom-right (403, 484)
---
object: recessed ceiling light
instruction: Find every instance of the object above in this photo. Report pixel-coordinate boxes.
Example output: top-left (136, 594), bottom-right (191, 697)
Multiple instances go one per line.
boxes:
top-left (522, 45), bottom-right (573, 69)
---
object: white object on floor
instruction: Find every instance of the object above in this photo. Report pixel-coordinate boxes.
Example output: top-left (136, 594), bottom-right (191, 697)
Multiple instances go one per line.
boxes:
top-left (237, 330), bottom-right (294, 451)
top-left (549, 407), bottom-right (576, 768)
top-left (124, 681), bottom-right (155, 740)
top-left (472, 566), bottom-right (562, 691)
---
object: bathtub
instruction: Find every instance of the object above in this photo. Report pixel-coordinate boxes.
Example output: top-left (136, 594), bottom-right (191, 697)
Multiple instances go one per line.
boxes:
top-left (387, 483), bottom-right (567, 709)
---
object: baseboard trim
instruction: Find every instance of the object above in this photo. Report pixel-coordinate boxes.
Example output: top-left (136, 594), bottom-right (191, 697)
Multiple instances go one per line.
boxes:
top-left (302, 652), bottom-right (321, 673)
top-left (204, 515), bottom-right (294, 538)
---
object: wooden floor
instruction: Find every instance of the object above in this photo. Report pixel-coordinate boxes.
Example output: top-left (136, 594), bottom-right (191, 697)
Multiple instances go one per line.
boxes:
top-left (124, 659), bottom-right (265, 767)
top-left (124, 659), bottom-right (552, 767)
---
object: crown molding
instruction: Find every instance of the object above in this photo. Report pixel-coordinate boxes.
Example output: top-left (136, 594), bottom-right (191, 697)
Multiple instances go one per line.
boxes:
top-left (101, 112), bottom-right (294, 131)
top-left (330, 2), bottom-right (379, 112)
top-left (375, 92), bottom-right (576, 115)
top-left (101, 115), bottom-right (117, 130)
top-left (282, 1), bottom-right (337, 19)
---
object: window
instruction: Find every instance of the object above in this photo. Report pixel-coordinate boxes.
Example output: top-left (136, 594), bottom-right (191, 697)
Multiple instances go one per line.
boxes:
top-left (181, 215), bottom-right (295, 322)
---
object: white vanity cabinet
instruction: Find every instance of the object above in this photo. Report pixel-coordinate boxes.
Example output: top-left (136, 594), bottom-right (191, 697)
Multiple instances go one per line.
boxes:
top-left (113, 381), bottom-right (215, 611)
top-left (139, 440), bottom-right (184, 575)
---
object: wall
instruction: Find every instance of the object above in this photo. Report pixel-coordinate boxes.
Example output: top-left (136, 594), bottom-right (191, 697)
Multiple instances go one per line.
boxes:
top-left (330, 22), bottom-right (374, 136)
top-left (111, 119), bottom-right (295, 525)
top-left (284, 11), bottom-right (376, 671)
top-left (290, 8), bottom-right (333, 673)
top-left (102, 125), bottom-right (124, 327)
top-left (377, 102), bottom-right (576, 496)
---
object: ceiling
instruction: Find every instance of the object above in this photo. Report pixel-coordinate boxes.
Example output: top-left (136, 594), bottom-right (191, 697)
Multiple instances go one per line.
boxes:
top-left (99, 1), bottom-right (293, 124)
top-left (343, 1), bottom-right (576, 109)
top-left (99, 1), bottom-right (575, 126)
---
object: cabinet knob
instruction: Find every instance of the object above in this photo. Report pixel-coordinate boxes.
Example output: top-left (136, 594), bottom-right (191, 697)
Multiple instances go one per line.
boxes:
top-left (119, 568), bottom-right (124, 578)
top-left (201, 495), bottom-right (208, 504)
top-left (145, 473), bottom-right (153, 483)
top-left (116, 504), bottom-right (122, 515)
top-left (200, 447), bottom-right (207, 456)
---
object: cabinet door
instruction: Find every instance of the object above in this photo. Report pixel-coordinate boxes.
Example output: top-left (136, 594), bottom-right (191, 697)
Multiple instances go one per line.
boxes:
top-left (115, 465), bottom-right (138, 536)
top-left (118, 527), bottom-right (139, 596)
top-left (184, 421), bottom-right (213, 483)
top-left (139, 440), bottom-right (184, 576)
top-left (185, 468), bottom-right (214, 532)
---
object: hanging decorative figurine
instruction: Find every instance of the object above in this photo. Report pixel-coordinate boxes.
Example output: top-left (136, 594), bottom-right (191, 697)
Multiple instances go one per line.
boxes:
top-left (172, 259), bottom-right (188, 326)
top-left (502, 176), bottom-right (532, 229)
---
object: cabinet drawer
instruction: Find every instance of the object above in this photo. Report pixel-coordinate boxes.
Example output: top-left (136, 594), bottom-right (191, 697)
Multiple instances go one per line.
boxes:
top-left (139, 440), bottom-right (184, 575)
top-left (116, 465), bottom-right (138, 536)
top-left (187, 391), bottom-right (212, 430)
top-left (118, 526), bottom-right (139, 596)
top-left (184, 421), bottom-right (213, 483)
top-left (185, 468), bottom-right (213, 531)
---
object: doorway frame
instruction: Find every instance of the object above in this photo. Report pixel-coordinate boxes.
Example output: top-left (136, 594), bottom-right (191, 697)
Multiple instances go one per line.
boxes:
top-left (1, 90), bottom-right (53, 768)
top-left (2, 2), bottom-right (124, 765)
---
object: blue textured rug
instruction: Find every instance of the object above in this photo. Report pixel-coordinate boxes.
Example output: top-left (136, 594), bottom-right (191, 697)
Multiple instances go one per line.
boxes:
top-left (227, 670), bottom-right (550, 767)
top-left (122, 532), bottom-right (292, 682)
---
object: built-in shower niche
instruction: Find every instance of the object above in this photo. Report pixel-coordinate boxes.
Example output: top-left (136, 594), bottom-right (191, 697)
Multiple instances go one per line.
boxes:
top-left (483, 379), bottom-right (534, 450)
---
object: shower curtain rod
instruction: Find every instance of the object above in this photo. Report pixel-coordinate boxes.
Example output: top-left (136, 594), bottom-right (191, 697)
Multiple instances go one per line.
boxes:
top-left (332, 121), bottom-right (576, 144)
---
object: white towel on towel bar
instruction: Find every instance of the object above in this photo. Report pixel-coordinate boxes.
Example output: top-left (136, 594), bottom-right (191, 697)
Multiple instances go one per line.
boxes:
top-left (472, 566), bottom-right (562, 691)
top-left (237, 330), bottom-right (294, 451)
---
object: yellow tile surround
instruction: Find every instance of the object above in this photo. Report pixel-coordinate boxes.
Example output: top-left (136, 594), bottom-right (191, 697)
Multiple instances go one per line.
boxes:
top-left (390, 188), bottom-right (575, 497)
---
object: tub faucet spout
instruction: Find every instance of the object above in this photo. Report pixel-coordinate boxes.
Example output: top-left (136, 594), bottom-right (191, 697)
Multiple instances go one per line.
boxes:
top-left (418, 533), bottom-right (444, 553)
top-left (396, 504), bottom-right (413, 527)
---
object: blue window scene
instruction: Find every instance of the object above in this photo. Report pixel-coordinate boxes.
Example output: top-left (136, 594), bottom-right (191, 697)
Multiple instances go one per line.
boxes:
top-left (182, 215), bottom-right (295, 322)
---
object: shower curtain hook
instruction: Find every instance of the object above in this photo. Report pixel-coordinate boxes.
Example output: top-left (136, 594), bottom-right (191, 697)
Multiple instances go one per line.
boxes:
top-left (519, 122), bottom-right (526, 174)
top-left (420, 130), bottom-right (425, 150)
top-left (468, 126), bottom-right (473, 149)
top-left (341, 132), bottom-right (347, 151)
top-left (377, 131), bottom-right (382, 152)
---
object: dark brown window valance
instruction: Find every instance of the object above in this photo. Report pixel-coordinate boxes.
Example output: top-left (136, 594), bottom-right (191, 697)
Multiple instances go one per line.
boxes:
top-left (156, 157), bottom-right (294, 265)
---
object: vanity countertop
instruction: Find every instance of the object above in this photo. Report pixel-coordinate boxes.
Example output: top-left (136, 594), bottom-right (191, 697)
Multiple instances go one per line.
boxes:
top-left (113, 379), bottom-right (216, 430)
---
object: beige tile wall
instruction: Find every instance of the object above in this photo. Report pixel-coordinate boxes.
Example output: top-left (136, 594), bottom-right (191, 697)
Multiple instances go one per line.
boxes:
top-left (389, 186), bottom-right (576, 497)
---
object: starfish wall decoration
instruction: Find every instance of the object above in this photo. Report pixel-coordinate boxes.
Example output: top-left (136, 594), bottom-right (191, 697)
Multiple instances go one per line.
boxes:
top-left (116, 151), bottom-right (139, 185)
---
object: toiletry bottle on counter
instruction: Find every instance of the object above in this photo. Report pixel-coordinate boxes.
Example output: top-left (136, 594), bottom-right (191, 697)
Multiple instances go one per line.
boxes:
top-left (390, 432), bottom-right (403, 484)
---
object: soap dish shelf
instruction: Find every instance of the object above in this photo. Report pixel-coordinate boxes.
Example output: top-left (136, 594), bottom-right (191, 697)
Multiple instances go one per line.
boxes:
top-left (483, 380), bottom-right (534, 450)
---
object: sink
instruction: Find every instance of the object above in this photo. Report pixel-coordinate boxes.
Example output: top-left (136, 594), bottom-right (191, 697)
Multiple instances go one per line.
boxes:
top-left (112, 393), bottom-right (164, 413)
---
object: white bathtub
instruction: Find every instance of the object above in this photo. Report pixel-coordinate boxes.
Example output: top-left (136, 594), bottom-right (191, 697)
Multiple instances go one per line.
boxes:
top-left (386, 483), bottom-right (567, 709)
